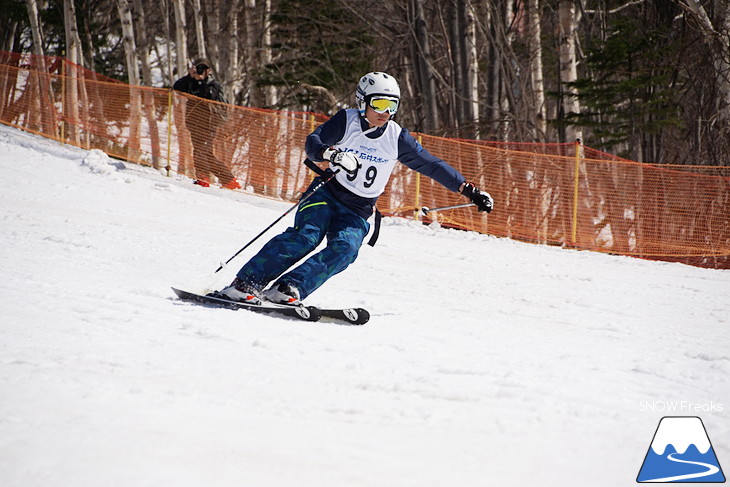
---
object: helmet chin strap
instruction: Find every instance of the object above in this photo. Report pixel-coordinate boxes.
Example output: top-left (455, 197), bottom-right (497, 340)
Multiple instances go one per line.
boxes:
top-left (360, 111), bottom-right (393, 133)
top-left (358, 112), bottom-right (383, 133)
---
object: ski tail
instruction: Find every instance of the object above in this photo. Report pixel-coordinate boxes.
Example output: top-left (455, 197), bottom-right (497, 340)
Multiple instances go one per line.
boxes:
top-left (319, 307), bottom-right (370, 325)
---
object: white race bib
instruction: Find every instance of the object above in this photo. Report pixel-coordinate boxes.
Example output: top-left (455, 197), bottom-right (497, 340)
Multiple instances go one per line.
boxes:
top-left (329, 109), bottom-right (400, 198)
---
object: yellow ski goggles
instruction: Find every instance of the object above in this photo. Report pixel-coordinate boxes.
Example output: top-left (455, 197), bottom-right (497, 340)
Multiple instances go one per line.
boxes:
top-left (368, 96), bottom-right (399, 114)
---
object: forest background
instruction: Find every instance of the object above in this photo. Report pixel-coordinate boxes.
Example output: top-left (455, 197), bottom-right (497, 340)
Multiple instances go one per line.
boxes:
top-left (2, 0), bottom-right (729, 166)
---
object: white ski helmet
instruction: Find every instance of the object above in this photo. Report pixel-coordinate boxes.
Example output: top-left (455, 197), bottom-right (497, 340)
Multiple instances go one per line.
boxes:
top-left (356, 72), bottom-right (401, 116)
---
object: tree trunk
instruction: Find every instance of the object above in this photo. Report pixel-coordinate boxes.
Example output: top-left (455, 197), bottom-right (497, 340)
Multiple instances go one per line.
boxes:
top-left (78, 1), bottom-right (96, 71)
top-left (172, 0), bottom-right (188, 77)
top-left (681, 0), bottom-right (730, 134)
top-left (192, 0), bottom-right (207, 59)
top-left (131, 0), bottom-right (152, 85)
top-left (0, 21), bottom-right (18, 53)
top-left (465, 1), bottom-right (479, 137)
top-left (203, 0), bottom-right (220, 73)
top-left (499, 0), bottom-right (515, 141)
top-left (528, 0), bottom-right (547, 141)
top-left (410, 0), bottom-right (439, 131)
top-left (26, 0), bottom-right (58, 138)
top-left (62, 0), bottom-right (83, 144)
top-left (245, 0), bottom-right (258, 106)
top-left (25, 0), bottom-right (45, 60)
top-left (558, 0), bottom-right (582, 143)
top-left (159, 0), bottom-right (175, 85)
top-left (227, 0), bottom-right (241, 103)
top-left (132, 0), bottom-right (161, 168)
top-left (448, 1), bottom-right (463, 131)
top-left (62, 0), bottom-right (84, 67)
top-left (485, 5), bottom-right (500, 134)
top-left (116, 0), bottom-right (142, 163)
top-left (261, 0), bottom-right (276, 107)
top-left (117, 0), bottom-right (140, 86)
top-left (446, 0), bottom-right (479, 137)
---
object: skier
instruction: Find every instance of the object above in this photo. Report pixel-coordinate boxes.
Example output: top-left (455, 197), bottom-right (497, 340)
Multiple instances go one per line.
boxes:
top-left (216, 71), bottom-right (493, 305)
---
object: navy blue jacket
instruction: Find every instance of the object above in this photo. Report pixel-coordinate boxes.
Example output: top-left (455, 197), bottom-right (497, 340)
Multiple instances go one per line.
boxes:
top-left (306, 109), bottom-right (465, 218)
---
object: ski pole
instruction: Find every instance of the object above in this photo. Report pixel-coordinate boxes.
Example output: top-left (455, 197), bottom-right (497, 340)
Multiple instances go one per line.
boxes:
top-left (214, 163), bottom-right (339, 273)
top-left (420, 203), bottom-right (475, 215)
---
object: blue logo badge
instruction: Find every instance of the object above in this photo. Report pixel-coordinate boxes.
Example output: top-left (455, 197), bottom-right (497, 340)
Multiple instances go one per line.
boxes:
top-left (637, 416), bottom-right (726, 483)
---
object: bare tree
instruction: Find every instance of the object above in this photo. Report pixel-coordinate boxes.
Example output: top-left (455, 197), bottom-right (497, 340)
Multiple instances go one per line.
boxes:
top-left (132, 0), bottom-right (152, 84)
top-left (203, 0), bottom-right (220, 66)
top-left (158, 0), bottom-right (175, 85)
top-left (261, 0), bottom-right (277, 107)
top-left (191, 0), bottom-right (208, 59)
top-left (465, 1), bottom-right (479, 136)
top-left (25, 0), bottom-right (58, 137)
top-left (14, 0), bottom-right (726, 165)
top-left (62, 0), bottom-right (84, 144)
top-left (244, 0), bottom-right (258, 105)
top-left (25, 0), bottom-right (45, 60)
top-left (62, 0), bottom-right (84, 67)
top-left (528, 0), bottom-right (547, 141)
top-left (172, 0), bottom-right (189, 76)
top-left (206, 0), bottom-right (241, 103)
top-left (558, 0), bottom-right (582, 143)
top-left (117, 0), bottom-right (140, 86)
top-left (679, 0), bottom-right (730, 143)
top-left (240, 0), bottom-right (280, 108)
top-left (116, 0), bottom-right (142, 162)
top-left (409, 0), bottom-right (440, 131)
top-left (498, 0), bottom-right (516, 141)
top-left (132, 0), bottom-right (162, 167)
top-left (228, 0), bottom-right (242, 103)
top-left (445, 0), bottom-right (479, 137)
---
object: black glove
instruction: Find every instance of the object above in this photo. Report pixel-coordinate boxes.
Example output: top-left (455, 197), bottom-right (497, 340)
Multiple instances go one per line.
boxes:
top-left (461, 182), bottom-right (494, 213)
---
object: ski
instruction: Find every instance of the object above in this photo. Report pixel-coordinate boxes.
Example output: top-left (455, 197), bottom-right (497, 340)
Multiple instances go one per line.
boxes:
top-left (171, 288), bottom-right (370, 325)
top-left (172, 287), bottom-right (320, 321)
top-left (318, 307), bottom-right (370, 325)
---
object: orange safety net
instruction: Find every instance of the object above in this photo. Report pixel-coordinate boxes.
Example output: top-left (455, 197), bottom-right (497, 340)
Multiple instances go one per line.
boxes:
top-left (1, 52), bottom-right (728, 269)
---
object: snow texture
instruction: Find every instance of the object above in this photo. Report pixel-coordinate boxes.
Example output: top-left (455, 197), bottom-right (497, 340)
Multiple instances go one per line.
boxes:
top-left (0, 124), bottom-right (728, 486)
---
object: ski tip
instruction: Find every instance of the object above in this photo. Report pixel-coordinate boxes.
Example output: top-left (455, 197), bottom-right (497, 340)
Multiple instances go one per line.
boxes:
top-left (353, 308), bottom-right (370, 325)
top-left (338, 307), bottom-right (369, 325)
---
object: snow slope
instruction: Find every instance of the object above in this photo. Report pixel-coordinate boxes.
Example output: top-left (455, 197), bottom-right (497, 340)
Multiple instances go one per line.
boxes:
top-left (0, 124), bottom-right (728, 487)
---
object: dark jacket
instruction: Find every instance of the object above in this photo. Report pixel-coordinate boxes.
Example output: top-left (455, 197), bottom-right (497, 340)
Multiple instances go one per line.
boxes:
top-left (173, 74), bottom-right (227, 126)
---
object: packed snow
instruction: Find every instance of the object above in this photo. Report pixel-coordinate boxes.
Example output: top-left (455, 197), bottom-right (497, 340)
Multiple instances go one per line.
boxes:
top-left (0, 124), bottom-right (728, 487)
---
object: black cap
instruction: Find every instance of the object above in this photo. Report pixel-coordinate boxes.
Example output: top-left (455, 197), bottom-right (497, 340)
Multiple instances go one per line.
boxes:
top-left (193, 58), bottom-right (211, 70)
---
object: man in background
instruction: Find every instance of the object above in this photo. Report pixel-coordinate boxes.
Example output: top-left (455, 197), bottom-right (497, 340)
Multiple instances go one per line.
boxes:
top-left (173, 58), bottom-right (240, 189)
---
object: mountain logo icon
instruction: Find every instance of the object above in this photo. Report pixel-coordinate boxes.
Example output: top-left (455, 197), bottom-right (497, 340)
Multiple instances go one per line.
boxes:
top-left (637, 416), bottom-right (726, 483)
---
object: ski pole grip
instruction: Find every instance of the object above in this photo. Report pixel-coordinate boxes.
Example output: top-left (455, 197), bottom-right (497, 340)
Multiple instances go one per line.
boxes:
top-left (421, 203), bottom-right (476, 215)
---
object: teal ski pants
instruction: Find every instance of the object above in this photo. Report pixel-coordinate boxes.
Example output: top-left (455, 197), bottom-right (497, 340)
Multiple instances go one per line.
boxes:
top-left (236, 182), bottom-right (370, 300)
